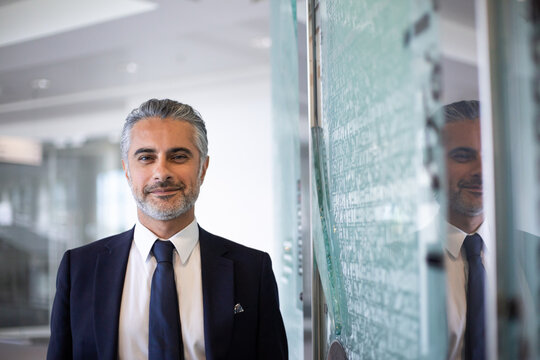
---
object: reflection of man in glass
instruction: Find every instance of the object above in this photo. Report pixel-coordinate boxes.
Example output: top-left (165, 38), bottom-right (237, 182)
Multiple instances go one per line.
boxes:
top-left (441, 100), bottom-right (487, 360)
top-left (444, 101), bottom-right (483, 234)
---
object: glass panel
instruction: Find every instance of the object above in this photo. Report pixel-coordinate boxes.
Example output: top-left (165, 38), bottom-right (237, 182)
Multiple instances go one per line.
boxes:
top-left (271, 0), bottom-right (304, 358)
top-left (485, 0), bottom-right (540, 357)
top-left (310, 1), bottom-right (447, 358)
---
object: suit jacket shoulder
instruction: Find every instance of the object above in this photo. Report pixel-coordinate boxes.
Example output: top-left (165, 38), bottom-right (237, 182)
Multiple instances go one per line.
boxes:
top-left (198, 226), bottom-right (288, 360)
top-left (47, 228), bottom-right (134, 360)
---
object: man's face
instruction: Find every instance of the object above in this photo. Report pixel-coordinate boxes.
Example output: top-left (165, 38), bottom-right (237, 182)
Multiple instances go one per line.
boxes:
top-left (123, 117), bottom-right (208, 221)
top-left (443, 119), bottom-right (483, 219)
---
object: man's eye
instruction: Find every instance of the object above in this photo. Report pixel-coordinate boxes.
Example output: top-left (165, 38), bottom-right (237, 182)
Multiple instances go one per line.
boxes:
top-left (451, 153), bottom-right (474, 162)
top-left (172, 155), bottom-right (187, 160)
top-left (138, 155), bottom-right (153, 161)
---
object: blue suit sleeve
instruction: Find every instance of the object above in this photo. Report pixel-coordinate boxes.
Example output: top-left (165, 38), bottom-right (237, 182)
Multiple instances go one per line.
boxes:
top-left (47, 251), bottom-right (73, 360)
top-left (257, 253), bottom-right (289, 359)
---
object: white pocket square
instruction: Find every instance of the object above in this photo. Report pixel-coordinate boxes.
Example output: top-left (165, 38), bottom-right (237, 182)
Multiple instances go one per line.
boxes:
top-left (233, 303), bottom-right (244, 314)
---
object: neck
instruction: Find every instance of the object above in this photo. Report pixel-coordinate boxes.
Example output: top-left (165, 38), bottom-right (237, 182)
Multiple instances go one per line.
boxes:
top-left (137, 209), bottom-right (195, 239)
top-left (448, 211), bottom-right (484, 234)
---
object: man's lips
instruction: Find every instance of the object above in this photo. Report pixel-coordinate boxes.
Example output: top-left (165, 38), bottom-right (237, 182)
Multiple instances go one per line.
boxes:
top-left (147, 187), bottom-right (182, 195)
top-left (461, 185), bottom-right (483, 193)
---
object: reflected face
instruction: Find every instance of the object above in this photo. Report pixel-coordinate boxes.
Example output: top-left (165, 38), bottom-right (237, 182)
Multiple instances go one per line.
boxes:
top-left (123, 117), bottom-right (208, 221)
top-left (443, 119), bottom-right (483, 218)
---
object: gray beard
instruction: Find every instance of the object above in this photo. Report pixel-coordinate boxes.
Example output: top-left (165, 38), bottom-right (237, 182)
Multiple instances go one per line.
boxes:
top-left (448, 190), bottom-right (483, 217)
top-left (129, 179), bottom-right (200, 221)
top-left (134, 189), bottom-right (199, 221)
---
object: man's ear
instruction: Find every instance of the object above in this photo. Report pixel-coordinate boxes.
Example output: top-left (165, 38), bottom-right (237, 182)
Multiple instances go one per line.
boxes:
top-left (122, 159), bottom-right (130, 181)
top-left (199, 156), bottom-right (209, 184)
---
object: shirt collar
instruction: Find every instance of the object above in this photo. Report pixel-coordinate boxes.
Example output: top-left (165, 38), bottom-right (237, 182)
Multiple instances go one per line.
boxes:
top-left (445, 220), bottom-right (490, 259)
top-left (133, 218), bottom-right (199, 265)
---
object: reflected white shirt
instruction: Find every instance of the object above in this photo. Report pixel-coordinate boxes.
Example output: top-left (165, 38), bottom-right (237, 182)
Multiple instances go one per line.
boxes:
top-left (118, 218), bottom-right (206, 360)
top-left (445, 221), bottom-right (490, 360)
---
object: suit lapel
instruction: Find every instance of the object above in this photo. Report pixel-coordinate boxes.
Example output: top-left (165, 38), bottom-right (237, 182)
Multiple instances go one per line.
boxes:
top-left (200, 227), bottom-right (234, 360)
top-left (94, 229), bottom-right (133, 360)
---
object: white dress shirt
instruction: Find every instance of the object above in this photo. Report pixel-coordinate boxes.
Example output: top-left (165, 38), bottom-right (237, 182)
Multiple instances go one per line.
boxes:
top-left (445, 221), bottom-right (490, 360)
top-left (118, 218), bottom-right (206, 360)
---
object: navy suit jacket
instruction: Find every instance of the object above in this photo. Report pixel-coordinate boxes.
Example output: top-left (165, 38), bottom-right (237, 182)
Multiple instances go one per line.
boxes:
top-left (47, 226), bottom-right (288, 360)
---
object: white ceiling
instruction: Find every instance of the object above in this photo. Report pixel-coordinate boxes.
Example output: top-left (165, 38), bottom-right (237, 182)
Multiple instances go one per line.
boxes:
top-left (0, 0), bottom-right (271, 141)
top-left (0, 0), bottom-right (158, 47)
top-left (439, 0), bottom-right (479, 104)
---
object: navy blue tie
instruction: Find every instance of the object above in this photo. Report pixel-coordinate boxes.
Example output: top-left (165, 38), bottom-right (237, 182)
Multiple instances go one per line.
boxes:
top-left (149, 240), bottom-right (184, 360)
top-left (463, 234), bottom-right (486, 360)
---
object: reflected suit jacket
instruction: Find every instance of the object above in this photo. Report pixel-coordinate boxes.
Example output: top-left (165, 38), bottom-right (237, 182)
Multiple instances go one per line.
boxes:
top-left (47, 226), bottom-right (288, 360)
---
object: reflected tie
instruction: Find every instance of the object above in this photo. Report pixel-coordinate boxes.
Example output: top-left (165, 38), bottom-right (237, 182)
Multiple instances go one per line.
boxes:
top-left (149, 240), bottom-right (184, 360)
top-left (463, 234), bottom-right (486, 360)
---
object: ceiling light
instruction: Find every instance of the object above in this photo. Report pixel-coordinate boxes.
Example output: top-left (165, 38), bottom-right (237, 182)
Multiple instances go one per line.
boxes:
top-left (125, 62), bottom-right (138, 74)
top-left (31, 78), bottom-right (51, 90)
top-left (251, 36), bottom-right (271, 49)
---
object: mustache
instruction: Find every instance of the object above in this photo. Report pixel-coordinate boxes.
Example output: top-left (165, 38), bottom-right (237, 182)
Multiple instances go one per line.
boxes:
top-left (144, 179), bottom-right (185, 194)
top-left (457, 176), bottom-right (482, 189)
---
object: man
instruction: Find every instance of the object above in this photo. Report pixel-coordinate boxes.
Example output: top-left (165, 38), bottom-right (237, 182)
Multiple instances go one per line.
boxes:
top-left (441, 100), bottom-right (487, 360)
top-left (47, 99), bottom-right (288, 360)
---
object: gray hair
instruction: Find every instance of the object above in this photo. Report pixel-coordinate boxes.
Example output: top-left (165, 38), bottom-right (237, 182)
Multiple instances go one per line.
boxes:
top-left (120, 99), bottom-right (208, 165)
top-left (441, 100), bottom-right (480, 124)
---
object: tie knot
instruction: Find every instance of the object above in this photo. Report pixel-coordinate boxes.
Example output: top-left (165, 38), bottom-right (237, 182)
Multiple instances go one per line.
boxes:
top-left (152, 240), bottom-right (175, 263)
top-left (463, 233), bottom-right (483, 259)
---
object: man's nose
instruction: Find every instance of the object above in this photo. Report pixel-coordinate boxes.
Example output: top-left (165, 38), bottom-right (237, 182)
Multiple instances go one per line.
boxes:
top-left (153, 157), bottom-right (173, 181)
top-left (472, 153), bottom-right (483, 176)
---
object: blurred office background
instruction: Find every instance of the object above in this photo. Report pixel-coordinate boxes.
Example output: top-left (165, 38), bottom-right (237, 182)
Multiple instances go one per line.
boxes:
top-left (0, 0), bottom-right (538, 359)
